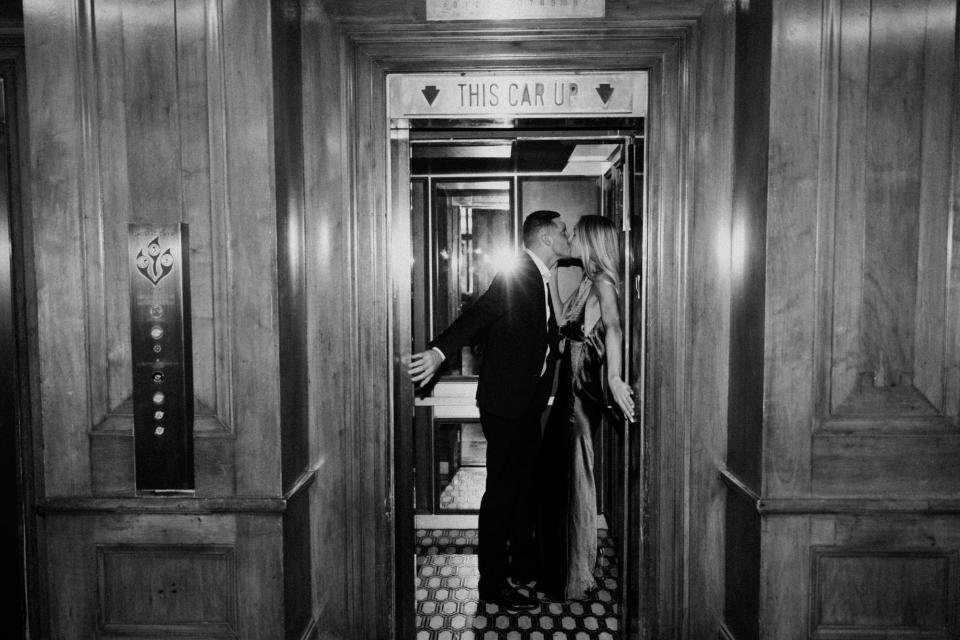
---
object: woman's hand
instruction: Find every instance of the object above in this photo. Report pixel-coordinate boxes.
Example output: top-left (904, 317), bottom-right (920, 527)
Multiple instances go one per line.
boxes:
top-left (608, 375), bottom-right (636, 422)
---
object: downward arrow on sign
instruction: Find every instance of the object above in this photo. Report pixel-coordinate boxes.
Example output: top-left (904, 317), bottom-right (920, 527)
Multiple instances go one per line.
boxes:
top-left (596, 83), bottom-right (614, 104)
top-left (421, 85), bottom-right (440, 106)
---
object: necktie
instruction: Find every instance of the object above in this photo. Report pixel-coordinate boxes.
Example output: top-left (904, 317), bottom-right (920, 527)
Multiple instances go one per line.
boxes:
top-left (544, 281), bottom-right (558, 374)
top-left (546, 284), bottom-right (558, 344)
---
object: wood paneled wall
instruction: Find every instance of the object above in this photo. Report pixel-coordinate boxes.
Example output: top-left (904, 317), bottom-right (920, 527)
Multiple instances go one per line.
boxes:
top-left (724, 0), bottom-right (772, 638)
top-left (25, 0), bottom-right (283, 636)
top-left (762, 0), bottom-right (960, 637)
top-left (24, 0), bottom-right (923, 637)
top-left (27, 0), bottom-right (282, 496)
top-left (687, 1), bottom-right (736, 638)
top-left (300, 8), bottom-right (357, 638)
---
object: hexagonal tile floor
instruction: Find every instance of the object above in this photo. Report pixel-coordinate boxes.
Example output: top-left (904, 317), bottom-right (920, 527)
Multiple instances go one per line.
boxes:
top-left (438, 466), bottom-right (486, 511)
top-left (415, 528), bottom-right (620, 639)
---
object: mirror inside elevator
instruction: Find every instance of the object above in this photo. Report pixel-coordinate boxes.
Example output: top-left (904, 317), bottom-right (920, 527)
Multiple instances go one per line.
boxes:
top-left (398, 117), bottom-right (644, 638)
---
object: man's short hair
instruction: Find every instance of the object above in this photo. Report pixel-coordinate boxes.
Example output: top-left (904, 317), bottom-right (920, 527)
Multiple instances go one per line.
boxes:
top-left (522, 210), bottom-right (561, 248)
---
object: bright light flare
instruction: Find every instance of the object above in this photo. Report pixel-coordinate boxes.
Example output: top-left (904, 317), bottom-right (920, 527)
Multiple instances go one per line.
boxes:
top-left (488, 246), bottom-right (520, 273)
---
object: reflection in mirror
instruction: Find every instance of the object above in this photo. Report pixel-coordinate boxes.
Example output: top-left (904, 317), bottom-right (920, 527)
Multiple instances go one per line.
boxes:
top-left (435, 421), bottom-right (487, 512)
top-left (432, 181), bottom-right (513, 376)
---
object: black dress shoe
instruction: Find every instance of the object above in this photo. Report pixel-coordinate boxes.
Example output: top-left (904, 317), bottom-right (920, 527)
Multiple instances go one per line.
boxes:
top-left (482, 586), bottom-right (538, 611)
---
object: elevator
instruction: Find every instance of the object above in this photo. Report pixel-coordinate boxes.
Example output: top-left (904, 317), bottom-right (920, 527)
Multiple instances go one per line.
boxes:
top-left (388, 71), bottom-right (647, 636)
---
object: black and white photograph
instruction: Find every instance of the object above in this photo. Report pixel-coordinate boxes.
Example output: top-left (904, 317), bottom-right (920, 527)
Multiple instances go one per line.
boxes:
top-left (4, 0), bottom-right (959, 638)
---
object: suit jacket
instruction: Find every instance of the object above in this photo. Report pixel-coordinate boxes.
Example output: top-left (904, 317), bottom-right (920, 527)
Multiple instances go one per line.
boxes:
top-left (431, 252), bottom-right (558, 419)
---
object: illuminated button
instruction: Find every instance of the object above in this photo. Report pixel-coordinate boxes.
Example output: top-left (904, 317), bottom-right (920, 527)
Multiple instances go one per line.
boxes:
top-left (154, 426), bottom-right (165, 436)
top-left (151, 371), bottom-right (165, 384)
top-left (150, 325), bottom-right (164, 340)
top-left (152, 391), bottom-right (165, 405)
top-left (153, 410), bottom-right (164, 420)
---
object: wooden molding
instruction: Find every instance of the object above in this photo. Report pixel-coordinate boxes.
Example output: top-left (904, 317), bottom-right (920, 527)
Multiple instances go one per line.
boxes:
top-left (38, 496), bottom-right (285, 514)
top-left (758, 497), bottom-right (960, 515)
top-left (720, 468), bottom-right (761, 504)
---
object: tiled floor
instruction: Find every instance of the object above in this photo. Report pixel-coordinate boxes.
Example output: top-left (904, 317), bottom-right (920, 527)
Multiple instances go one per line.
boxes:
top-left (415, 527), bottom-right (621, 639)
top-left (459, 424), bottom-right (487, 466)
top-left (439, 466), bottom-right (486, 511)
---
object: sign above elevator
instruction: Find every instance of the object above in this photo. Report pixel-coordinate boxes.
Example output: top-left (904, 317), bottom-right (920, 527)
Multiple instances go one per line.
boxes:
top-left (426, 0), bottom-right (604, 21)
top-left (388, 72), bottom-right (647, 119)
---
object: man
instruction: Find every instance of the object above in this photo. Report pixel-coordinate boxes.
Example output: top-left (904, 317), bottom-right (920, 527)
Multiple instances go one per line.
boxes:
top-left (408, 210), bottom-right (571, 611)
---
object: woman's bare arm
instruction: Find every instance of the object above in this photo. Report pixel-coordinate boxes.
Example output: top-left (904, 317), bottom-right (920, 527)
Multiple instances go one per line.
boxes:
top-left (596, 279), bottom-right (635, 421)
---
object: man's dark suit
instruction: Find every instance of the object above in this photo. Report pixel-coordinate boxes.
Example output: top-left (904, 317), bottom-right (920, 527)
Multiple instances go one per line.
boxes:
top-left (431, 252), bottom-right (559, 598)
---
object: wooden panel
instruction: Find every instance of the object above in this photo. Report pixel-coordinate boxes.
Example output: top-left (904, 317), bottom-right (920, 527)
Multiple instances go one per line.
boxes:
top-left (724, 485), bottom-right (761, 640)
top-left (272, 0), bottom-right (310, 493)
top-left (235, 516), bottom-right (284, 640)
top-left (812, 434), bottom-right (960, 496)
top-left (98, 545), bottom-right (237, 636)
top-left (860, 0), bottom-right (926, 386)
top-left (686, 1), bottom-right (734, 638)
top-left (25, 0), bottom-right (93, 495)
top-left (92, 0), bottom-right (227, 420)
top-left (762, 514), bottom-right (960, 639)
top-left (764, 0), bottom-right (825, 497)
top-left (726, 0), bottom-right (772, 492)
top-left (91, 429), bottom-right (235, 496)
top-left (301, 3), bottom-right (351, 637)
top-left (353, 47), bottom-right (394, 639)
top-left (760, 516), bottom-right (812, 640)
top-left (282, 487), bottom-right (313, 640)
top-left (177, 0), bottom-right (224, 419)
top-left (44, 513), bottom-right (244, 640)
top-left (811, 548), bottom-right (957, 637)
top-left (27, 0), bottom-right (272, 497)
top-left (828, 0), bottom-right (870, 412)
top-left (219, 0), bottom-right (281, 495)
top-left (913, 0), bottom-right (957, 412)
top-left (93, 0), bottom-right (133, 416)
top-left (122, 1), bottom-right (182, 221)
top-left (805, 0), bottom-right (960, 502)
top-left (822, 0), bottom-right (958, 424)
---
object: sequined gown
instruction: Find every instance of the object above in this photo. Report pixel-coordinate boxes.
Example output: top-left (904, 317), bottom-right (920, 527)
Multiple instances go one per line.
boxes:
top-left (537, 277), bottom-right (606, 600)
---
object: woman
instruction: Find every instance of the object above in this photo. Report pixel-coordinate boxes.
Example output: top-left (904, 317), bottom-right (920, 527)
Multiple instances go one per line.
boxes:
top-left (536, 214), bottom-right (636, 602)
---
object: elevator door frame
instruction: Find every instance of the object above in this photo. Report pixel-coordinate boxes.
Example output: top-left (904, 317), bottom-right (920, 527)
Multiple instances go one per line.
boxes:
top-left (341, 25), bottom-right (699, 639)
top-left (391, 109), bottom-right (649, 638)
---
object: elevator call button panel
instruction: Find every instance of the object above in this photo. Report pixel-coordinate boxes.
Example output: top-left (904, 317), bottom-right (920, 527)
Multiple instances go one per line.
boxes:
top-left (129, 223), bottom-right (194, 491)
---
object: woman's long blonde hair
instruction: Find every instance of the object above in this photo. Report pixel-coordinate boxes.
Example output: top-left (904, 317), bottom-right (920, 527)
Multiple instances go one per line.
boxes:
top-left (576, 215), bottom-right (620, 287)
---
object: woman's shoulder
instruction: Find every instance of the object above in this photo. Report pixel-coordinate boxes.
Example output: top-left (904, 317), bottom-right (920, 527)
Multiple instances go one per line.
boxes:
top-left (591, 274), bottom-right (618, 293)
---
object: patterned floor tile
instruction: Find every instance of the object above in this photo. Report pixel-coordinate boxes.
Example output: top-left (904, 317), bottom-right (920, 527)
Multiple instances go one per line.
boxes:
top-left (415, 529), bottom-right (621, 639)
top-left (439, 466), bottom-right (486, 511)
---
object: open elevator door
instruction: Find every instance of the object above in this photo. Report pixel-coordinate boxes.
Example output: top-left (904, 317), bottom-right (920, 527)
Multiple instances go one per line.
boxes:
top-left (389, 72), bottom-right (647, 638)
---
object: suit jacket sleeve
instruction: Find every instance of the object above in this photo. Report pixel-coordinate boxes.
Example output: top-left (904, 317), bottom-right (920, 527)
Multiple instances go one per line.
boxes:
top-left (430, 271), bottom-right (508, 359)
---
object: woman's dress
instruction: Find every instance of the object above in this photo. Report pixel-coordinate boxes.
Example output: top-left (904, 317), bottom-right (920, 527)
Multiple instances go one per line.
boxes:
top-left (537, 277), bottom-right (607, 600)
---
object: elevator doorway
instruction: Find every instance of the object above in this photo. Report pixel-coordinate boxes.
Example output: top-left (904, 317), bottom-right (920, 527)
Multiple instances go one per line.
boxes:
top-left (391, 101), bottom-right (646, 636)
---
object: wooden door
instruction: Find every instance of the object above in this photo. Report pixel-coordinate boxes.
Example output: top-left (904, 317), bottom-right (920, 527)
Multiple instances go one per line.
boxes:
top-left (762, 0), bottom-right (960, 637)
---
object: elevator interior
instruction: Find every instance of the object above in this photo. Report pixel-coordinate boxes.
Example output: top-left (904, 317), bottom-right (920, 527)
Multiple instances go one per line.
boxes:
top-left (408, 119), bottom-right (642, 520)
